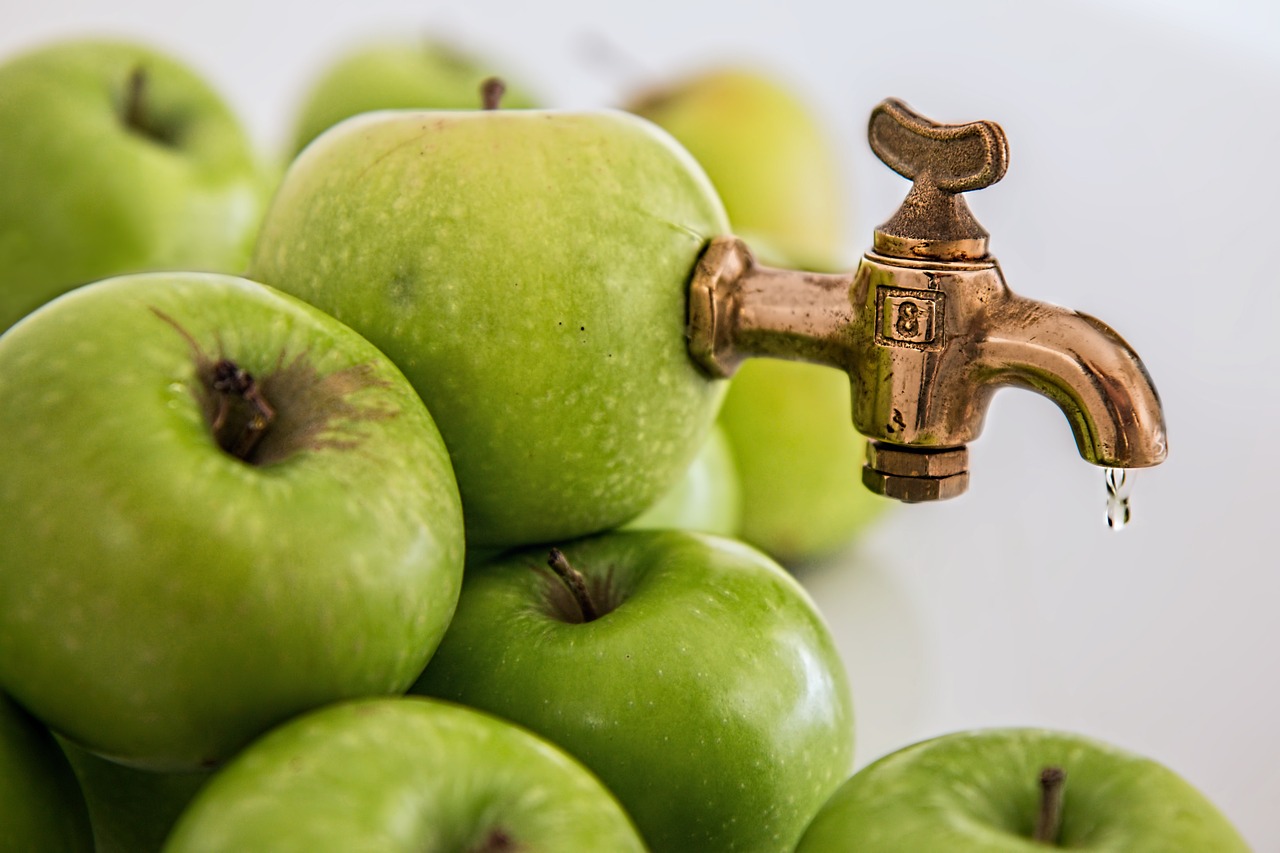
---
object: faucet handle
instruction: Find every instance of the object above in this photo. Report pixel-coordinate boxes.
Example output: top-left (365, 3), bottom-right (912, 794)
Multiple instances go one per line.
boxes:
top-left (869, 98), bottom-right (1009, 262)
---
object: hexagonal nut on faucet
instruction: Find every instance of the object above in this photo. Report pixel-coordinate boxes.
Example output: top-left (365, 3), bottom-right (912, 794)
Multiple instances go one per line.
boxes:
top-left (862, 442), bottom-right (969, 503)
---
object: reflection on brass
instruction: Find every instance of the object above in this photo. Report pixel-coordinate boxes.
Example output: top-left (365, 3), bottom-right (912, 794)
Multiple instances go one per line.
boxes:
top-left (687, 98), bottom-right (1168, 502)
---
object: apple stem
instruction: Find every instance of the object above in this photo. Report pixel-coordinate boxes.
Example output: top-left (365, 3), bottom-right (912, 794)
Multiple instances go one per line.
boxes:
top-left (546, 548), bottom-right (599, 622)
top-left (1033, 766), bottom-right (1066, 845)
top-left (210, 359), bottom-right (276, 461)
top-left (481, 77), bottom-right (506, 110)
top-left (123, 65), bottom-right (150, 135)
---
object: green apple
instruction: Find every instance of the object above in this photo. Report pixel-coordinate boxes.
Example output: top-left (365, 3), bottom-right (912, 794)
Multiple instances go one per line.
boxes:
top-left (795, 728), bottom-right (1249, 852)
top-left (251, 109), bottom-right (729, 550)
top-left (0, 693), bottom-right (93, 851)
top-left (289, 37), bottom-right (538, 156)
top-left (59, 738), bottom-right (211, 853)
top-left (627, 67), bottom-right (846, 270)
top-left (624, 423), bottom-right (741, 536)
top-left (719, 358), bottom-right (887, 565)
top-left (164, 696), bottom-right (646, 852)
top-left (0, 39), bottom-right (269, 331)
top-left (0, 272), bottom-right (464, 770)
top-left (628, 68), bottom-right (886, 564)
top-left (413, 530), bottom-right (854, 852)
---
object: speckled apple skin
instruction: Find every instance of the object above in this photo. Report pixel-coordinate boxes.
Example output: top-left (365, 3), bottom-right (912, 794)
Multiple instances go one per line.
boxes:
top-left (251, 109), bottom-right (729, 550)
top-left (796, 728), bottom-right (1251, 852)
top-left (414, 530), bottom-right (855, 853)
top-left (164, 697), bottom-right (647, 853)
top-left (0, 274), bottom-right (464, 770)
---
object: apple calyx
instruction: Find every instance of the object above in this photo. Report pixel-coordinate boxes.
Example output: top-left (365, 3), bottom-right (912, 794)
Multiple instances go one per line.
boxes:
top-left (121, 66), bottom-right (177, 146)
top-left (546, 548), bottom-right (600, 622)
top-left (468, 827), bottom-right (520, 852)
top-left (481, 77), bottom-right (506, 110)
top-left (1033, 765), bottom-right (1066, 845)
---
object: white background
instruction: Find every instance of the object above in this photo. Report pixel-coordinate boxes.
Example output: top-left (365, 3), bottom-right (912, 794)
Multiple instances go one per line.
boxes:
top-left (2, 0), bottom-right (1277, 847)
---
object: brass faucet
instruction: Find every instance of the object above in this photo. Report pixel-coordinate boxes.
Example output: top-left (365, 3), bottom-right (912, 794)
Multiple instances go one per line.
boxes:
top-left (687, 98), bottom-right (1168, 502)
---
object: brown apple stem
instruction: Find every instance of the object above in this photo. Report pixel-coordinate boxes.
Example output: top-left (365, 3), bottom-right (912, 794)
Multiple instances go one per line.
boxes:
top-left (1033, 766), bottom-right (1066, 845)
top-left (546, 548), bottom-right (599, 622)
top-left (210, 359), bottom-right (276, 461)
top-left (123, 65), bottom-right (149, 134)
top-left (480, 77), bottom-right (506, 110)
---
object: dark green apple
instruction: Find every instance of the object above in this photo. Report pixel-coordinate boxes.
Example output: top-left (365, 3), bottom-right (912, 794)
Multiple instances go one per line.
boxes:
top-left (0, 39), bottom-right (269, 331)
top-left (164, 697), bottom-right (646, 852)
top-left (796, 728), bottom-right (1249, 852)
top-left (59, 738), bottom-right (210, 853)
top-left (251, 109), bottom-right (730, 550)
top-left (289, 37), bottom-right (538, 155)
top-left (0, 273), bottom-right (464, 770)
top-left (624, 423), bottom-right (741, 536)
top-left (413, 530), bottom-right (854, 852)
top-left (0, 693), bottom-right (93, 852)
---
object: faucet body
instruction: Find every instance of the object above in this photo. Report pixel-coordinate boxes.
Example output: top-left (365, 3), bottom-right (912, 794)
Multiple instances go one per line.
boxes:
top-left (687, 99), bottom-right (1168, 501)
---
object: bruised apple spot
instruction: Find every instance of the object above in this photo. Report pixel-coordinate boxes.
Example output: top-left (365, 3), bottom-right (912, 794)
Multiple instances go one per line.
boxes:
top-left (469, 827), bottom-right (521, 853)
top-left (151, 307), bottom-right (398, 466)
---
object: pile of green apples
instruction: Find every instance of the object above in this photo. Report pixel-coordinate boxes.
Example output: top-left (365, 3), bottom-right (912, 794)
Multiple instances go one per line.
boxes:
top-left (0, 36), bottom-right (1249, 853)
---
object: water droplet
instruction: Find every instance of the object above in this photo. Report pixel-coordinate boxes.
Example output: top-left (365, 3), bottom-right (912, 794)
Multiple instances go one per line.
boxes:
top-left (1104, 467), bottom-right (1133, 530)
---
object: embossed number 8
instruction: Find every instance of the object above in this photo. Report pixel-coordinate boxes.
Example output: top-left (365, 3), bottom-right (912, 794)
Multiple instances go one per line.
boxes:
top-left (895, 301), bottom-right (921, 338)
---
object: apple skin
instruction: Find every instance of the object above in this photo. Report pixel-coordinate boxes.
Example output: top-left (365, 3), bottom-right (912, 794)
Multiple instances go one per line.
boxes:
top-left (0, 273), bottom-right (464, 770)
top-left (0, 693), bottom-right (94, 852)
top-left (413, 529), bottom-right (854, 853)
top-left (627, 68), bottom-right (846, 270)
top-left (289, 38), bottom-right (538, 156)
top-left (59, 738), bottom-right (211, 853)
top-left (795, 728), bottom-right (1250, 852)
top-left (718, 358), bottom-right (887, 565)
top-left (163, 696), bottom-right (646, 852)
top-left (251, 109), bottom-right (729, 550)
top-left (0, 39), bottom-right (269, 331)
top-left (624, 422), bottom-right (741, 536)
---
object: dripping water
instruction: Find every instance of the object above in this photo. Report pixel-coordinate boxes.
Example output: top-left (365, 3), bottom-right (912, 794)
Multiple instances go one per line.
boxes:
top-left (1104, 467), bottom-right (1133, 530)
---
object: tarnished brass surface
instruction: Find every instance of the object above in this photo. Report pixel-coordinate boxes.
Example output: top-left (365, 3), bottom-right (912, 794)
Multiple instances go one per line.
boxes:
top-left (687, 98), bottom-right (1168, 502)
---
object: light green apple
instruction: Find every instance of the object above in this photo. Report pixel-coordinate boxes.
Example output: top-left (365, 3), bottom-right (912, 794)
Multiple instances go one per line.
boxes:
top-left (624, 423), bottom-right (741, 536)
top-left (0, 39), bottom-right (269, 331)
top-left (0, 693), bottom-right (93, 852)
top-left (719, 358), bottom-right (887, 565)
top-left (251, 109), bottom-right (729, 550)
top-left (59, 738), bottom-right (211, 853)
top-left (628, 67), bottom-right (886, 564)
top-left (795, 728), bottom-right (1250, 852)
top-left (0, 273), bottom-right (464, 770)
top-left (289, 37), bottom-right (538, 156)
top-left (164, 696), bottom-right (646, 852)
top-left (413, 530), bottom-right (854, 852)
top-left (627, 67), bottom-right (846, 270)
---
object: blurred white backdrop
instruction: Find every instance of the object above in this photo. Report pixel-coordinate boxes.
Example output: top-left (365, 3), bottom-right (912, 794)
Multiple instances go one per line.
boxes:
top-left (2, 0), bottom-right (1276, 847)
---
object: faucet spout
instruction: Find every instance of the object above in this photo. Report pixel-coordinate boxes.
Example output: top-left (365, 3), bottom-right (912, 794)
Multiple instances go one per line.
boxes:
top-left (974, 297), bottom-right (1167, 469)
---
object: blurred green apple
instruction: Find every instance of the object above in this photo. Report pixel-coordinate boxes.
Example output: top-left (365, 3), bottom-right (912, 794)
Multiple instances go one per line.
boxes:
top-left (796, 728), bottom-right (1249, 852)
top-left (624, 423), bottom-right (741, 536)
top-left (0, 273), bottom-right (464, 769)
top-left (60, 739), bottom-right (210, 853)
top-left (0, 39), bottom-right (268, 331)
top-left (719, 358), bottom-right (887, 565)
top-left (165, 697), bottom-right (646, 852)
top-left (414, 530), bottom-right (854, 852)
top-left (0, 693), bottom-right (93, 852)
top-left (252, 109), bottom-right (729, 550)
top-left (627, 67), bottom-right (845, 270)
top-left (289, 37), bottom-right (538, 156)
